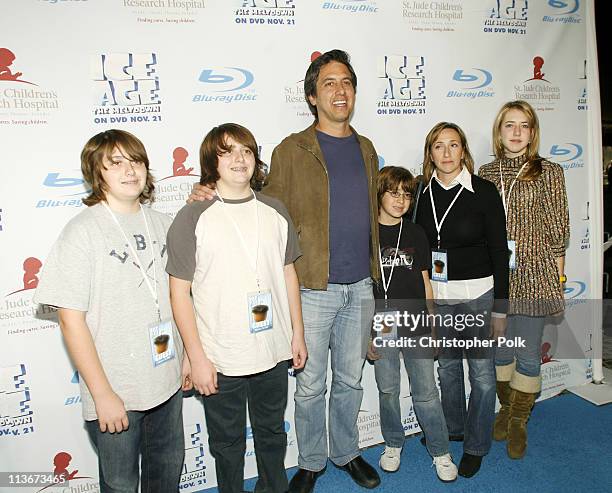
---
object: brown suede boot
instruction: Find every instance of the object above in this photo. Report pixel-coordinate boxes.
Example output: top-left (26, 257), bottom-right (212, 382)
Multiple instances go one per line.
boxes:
top-left (506, 371), bottom-right (541, 459)
top-left (493, 381), bottom-right (512, 441)
top-left (493, 362), bottom-right (515, 441)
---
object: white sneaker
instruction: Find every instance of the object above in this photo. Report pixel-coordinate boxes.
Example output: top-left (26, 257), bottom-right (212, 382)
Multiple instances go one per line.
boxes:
top-left (379, 446), bottom-right (402, 472)
top-left (432, 453), bottom-right (458, 482)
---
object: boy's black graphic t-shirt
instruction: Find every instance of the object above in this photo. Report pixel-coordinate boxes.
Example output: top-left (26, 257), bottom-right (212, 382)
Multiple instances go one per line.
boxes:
top-left (375, 221), bottom-right (431, 302)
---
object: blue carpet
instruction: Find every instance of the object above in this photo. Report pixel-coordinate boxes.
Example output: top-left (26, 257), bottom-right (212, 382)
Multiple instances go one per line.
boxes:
top-left (206, 393), bottom-right (612, 492)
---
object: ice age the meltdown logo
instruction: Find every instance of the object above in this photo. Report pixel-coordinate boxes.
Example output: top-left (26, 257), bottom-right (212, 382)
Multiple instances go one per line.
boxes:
top-left (235, 0), bottom-right (297, 26)
top-left (91, 53), bottom-right (163, 125)
top-left (0, 364), bottom-right (34, 438)
top-left (484, 0), bottom-right (528, 35)
top-left (376, 55), bottom-right (426, 117)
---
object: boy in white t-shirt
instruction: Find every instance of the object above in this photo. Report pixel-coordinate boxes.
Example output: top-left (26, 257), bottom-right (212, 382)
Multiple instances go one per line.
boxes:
top-left (34, 130), bottom-right (187, 492)
top-left (167, 123), bottom-right (307, 493)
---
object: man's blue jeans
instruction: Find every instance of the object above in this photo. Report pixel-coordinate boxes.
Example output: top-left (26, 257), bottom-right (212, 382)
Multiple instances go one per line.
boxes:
top-left (294, 278), bottom-right (374, 471)
top-left (374, 346), bottom-right (449, 457)
top-left (435, 289), bottom-right (496, 457)
top-left (85, 389), bottom-right (184, 493)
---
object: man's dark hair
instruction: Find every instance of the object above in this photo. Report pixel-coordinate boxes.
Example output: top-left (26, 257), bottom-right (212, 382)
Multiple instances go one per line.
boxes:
top-left (304, 49), bottom-right (357, 118)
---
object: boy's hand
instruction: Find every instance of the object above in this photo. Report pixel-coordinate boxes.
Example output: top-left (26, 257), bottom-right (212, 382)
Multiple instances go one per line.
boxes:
top-left (187, 183), bottom-right (216, 204)
top-left (291, 335), bottom-right (308, 370)
top-left (181, 355), bottom-right (193, 391)
top-left (366, 339), bottom-right (380, 361)
top-left (490, 316), bottom-right (507, 344)
top-left (191, 358), bottom-right (218, 396)
top-left (95, 390), bottom-right (129, 433)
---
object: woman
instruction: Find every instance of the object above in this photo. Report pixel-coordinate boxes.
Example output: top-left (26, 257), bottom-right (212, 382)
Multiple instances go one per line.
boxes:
top-left (479, 100), bottom-right (569, 460)
top-left (416, 122), bottom-right (509, 478)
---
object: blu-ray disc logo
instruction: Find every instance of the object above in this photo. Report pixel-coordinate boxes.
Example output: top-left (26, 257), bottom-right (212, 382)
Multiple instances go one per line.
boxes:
top-left (550, 143), bottom-right (584, 170)
top-left (550, 143), bottom-right (582, 161)
top-left (543, 0), bottom-right (581, 23)
top-left (36, 172), bottom-right (88, 209)
top-left (452, 69), bottom-right (492, 89)
top-left (564, 281), bottom-right (586, 299)
top-left (199, 68), bottom-right (254, 92)
top-left (193, 67), bottom-right (257, 103)
top-left (322, 0), bottom-right (377, 14)
top-left (548, 0), bottom-right (579, 15)
top-left (447, 68), bottom-right (494, 99)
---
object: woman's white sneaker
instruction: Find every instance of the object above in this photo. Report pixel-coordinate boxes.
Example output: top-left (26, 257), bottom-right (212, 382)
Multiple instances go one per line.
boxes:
top-left (432, 453), bottom-right (458, 482)
top-left (379, 446), bottom-right (402, 472)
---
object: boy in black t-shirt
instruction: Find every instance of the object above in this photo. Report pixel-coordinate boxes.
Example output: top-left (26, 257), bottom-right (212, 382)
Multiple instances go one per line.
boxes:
top-left (367, 166), bottom-right (457, 482)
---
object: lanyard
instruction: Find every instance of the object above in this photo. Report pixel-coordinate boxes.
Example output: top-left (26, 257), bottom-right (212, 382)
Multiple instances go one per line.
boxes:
top-left (102, 202), bottom-right (160, 321)
top-left (216, 189), bottom-right (261, 290)
top-left (378, 218), bottom-right (403, 301)
top-left (428, 178), bottom-right (464, 248)
top-left (499, 160), bottom-right (529, 219)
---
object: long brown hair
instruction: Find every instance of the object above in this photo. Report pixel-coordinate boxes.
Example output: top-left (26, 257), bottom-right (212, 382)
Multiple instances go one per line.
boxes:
top-left (492, 100), bottom-right (542, 181)
top-left (199, 123), bottom-right (266, 190)
top-left (422, 122), bottom-right (475, 183)
top-left (81, 129), bottom-right (155, 206)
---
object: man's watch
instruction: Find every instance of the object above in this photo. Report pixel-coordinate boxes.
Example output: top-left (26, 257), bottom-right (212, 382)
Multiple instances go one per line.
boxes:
top-left (559, 275), bottom-right (567, 283)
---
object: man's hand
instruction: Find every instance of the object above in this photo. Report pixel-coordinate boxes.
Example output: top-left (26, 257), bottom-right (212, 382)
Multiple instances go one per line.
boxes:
top-left (291, 334), bottom-right (308, 370)
top-left (191, 357), bottom-right (218, 396)
top-left (94, 390), bottom-right (129, 433)
top-left (187, 183), bottom-right (216, 204)
top-left (366, 339), bottom-right (380, 361)
top-left (181, 354), bottom-right (193, 391)
top-left (490, 316), bottom-right (507, 344)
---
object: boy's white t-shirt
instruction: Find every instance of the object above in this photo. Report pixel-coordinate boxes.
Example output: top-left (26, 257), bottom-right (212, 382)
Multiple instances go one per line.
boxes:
top-left (33, 203), bottom-right (182, 420)
top-left (166, 192), bottom-right (301, 376)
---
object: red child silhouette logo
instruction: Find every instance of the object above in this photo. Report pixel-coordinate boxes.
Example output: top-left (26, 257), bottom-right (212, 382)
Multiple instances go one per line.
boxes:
top-left (311, 51), bottom-right (322, 62)
top-left (172, 147), bottom-right (194, 176)
top-left (7, 257), bottom-right (42, 296)
top-left (541, 342), bottom-right (556, 364)
top-left (0, 48), bottom-right (35, 85)
top-left (53, 452), bottom-right (79, 483)
top-left (527, 56), bottom-right (550, 82)
top-left (37, 451), bottom-right (91, 491)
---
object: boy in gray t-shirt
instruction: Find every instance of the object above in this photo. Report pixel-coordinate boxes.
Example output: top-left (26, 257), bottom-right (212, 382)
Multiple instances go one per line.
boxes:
top-left (34, 130), bottom-right (186, 492)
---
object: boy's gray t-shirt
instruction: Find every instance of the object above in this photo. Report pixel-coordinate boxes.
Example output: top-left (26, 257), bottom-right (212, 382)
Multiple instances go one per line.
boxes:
top-left (34, 203), bottom-right (182, 421)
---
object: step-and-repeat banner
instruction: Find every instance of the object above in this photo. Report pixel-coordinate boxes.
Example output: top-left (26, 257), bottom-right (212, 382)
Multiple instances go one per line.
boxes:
top-left (0, 1), bottom-right (599, 491)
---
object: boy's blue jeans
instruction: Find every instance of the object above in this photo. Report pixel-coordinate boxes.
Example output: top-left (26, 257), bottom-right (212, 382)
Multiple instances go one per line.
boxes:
top-left (86, 389), bottom-right (184, 493)
top-left (373, 346), bottom-right (450, 457)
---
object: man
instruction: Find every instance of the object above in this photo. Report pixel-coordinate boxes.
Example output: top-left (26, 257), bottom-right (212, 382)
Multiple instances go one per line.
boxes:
top-left (190, 50), bottom-right (381, 492)
top-left (265, 50), bottom-right (380, 492)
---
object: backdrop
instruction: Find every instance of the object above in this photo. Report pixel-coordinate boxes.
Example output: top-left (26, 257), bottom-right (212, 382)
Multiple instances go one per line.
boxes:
top-left (0, 1), bottom-right (601, 491)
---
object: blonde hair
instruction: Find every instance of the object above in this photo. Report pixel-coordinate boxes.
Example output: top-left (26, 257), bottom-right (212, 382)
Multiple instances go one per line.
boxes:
top-left (422, 122), bottom-right (474, 183)
top-left (492, 100), bottom-right (542, 181)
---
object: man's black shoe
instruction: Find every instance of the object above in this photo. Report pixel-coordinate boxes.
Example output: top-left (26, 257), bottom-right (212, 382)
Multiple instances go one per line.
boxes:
top-left (340, 456), bottom-right (381, 489)
top-left (420, 434), bottom-right (464, 447)
top-left (458, 453), bottom-right (483, 478)
top-left (288, 468), bottom-right (324, 493)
